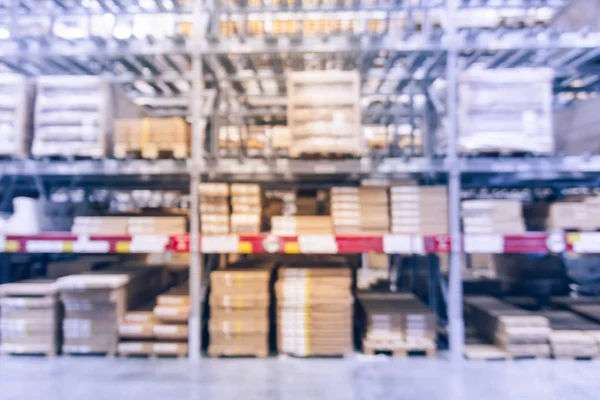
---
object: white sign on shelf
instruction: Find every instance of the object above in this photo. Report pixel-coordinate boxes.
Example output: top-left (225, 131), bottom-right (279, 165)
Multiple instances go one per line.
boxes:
top-left (297, 235), bottom-right (338, 254)
top-left (72, 236), bottom-right (110, 253)
top-left (572, 233), bottom-right (600, 254)
top-left (0, 236), bottom-right (5, 252)
top-left (201, 235), bottom-right (239, 254)
top-left (129, 235), bottom-right (169, 253)
top-left (383, 235), bottom-right (425, 254)
top-left (463, 234), bottom-right (504, 254)
top-left (26, 240), bottom-right (64, 253)
top-left (383, 234), bottom-right (412, 254)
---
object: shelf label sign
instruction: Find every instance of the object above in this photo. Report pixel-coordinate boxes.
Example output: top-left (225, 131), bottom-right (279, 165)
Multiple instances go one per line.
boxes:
top-left (201, 235), bottom-right (239, 253)
top-left (26, 240), bottom-right (64, 253)
top-left (129, 235), bottom-right (169, 253)
top-left (298, 235), bottom-right (338, 254)
top-left (569, 232), bottom-right (600, 253)
top-left (463, 234), bottom-right (504, 254)
top-left (383, 234), bottom-right (424, 254)
top-left (72, 236), bottom-right (110, 253)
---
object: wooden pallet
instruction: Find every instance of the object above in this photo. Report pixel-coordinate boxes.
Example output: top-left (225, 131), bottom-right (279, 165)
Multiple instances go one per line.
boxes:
top-left (63, 352), bottom-right (116, 358)
top-left (0, 351), bottom-right (57, 358)
top-left (291, 152), bottom-right (360, 160)
top-left (208, 350), bottom-right (269, 358)
top-left (464, 344), bottom-right (511, 361)
top-left (114, 145), bottom-right (188, 160)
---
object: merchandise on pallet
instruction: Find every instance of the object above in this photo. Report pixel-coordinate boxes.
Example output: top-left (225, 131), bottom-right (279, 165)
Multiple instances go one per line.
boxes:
top-left (444, 68), bottom-right (554, 155)
top-left (358, 292), bottom-right (436, 357)
top-left (208, 263), bottom-right (272, 357)
top-left (465, 296), bottom-right (551, 358)
top-left (275, 266), bottom-right (353, 357)
top-left (544, 197), bottom-right (600, 230)
top-left (539, 311), bottom-right (600, 359)
top-left (71, 216), bottom-right (187, 235)
top-left (199, 183), bottom-right (230, 234)
top-left (127, 217), bottom-right (187, 235)
top-left (462, 199), bottom-right (525, 234)
top-left (32, 76), bottom-right (143, 158)
top-left (0, 75), bottom-right (34, 158)
top-left (287, 71), bottom-right (361, 158)
top-left (117, 308), bottom-right (158, 357)
top-left (330, 187), bottom-right (389, 233)
top-left (271, 216), bottom-right (334, 235)
top-left (389, 186), bottom-right (448, 234)
top-left (230, 184), bottom-right (263, 234)
top-left (151, 284), bottom-right (190, 357)
top-left (114, 117), bottom-right (190, 159)
top-left (0, 280), bottom-right (60, 356)
top-left (57, 266), bottom-right (166, 356)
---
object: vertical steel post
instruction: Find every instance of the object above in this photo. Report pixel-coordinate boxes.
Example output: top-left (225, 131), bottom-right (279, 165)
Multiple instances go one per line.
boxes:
top-left (446, 0), bottom-right (464, 362)
top-left (188, 0), bottom-right (205, 361)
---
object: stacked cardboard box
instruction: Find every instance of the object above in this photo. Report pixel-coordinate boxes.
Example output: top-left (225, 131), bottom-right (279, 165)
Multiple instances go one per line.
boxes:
top-left (71, 216), bottom-right (187, 235)
top-left (358, 292), bottom-right (436, 356)
top-left (330, 187), bottom-right (389, 233)
top-left (200, 183), bottom-right (230, 234)
top-left (230, 184), bottom-right (262, 234)
top-left (208, 264), bottom-right (272, 357)
top-left (71, 217), bottom-right (129, 235)
top-left (287, 71), bottom-right (361, 157)
top-left (271, 216), bottom-right (333, 235)
top-left (127, 217), bottom-right (187, 235)
top-left (114, 117), bottom-right (189, 159)
top-left (117, 284), bottom-right (190, 357)
top-left (462, 200), bottom-right (525, 234)
top-left (0, 280), bottom-right (60, 356)
top-left (545, 198), bottom-right (600, 230)
top-left (390, 186), bottom-right (448, 234)
top-left (57, 266), bottom-right (165, 356)
top-left (540, 311), bottom-right (600, 359)
top-left (151, 284), bottom-right (190, 357)
top-left (465, 296), bottom-right (551, 358)
top-left (276, 266), bottom-right (353, 356)
top-left (117, 308), bottom-right (157, 356)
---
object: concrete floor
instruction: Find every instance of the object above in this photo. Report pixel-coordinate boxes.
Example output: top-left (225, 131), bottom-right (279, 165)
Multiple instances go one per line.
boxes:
top-left (1, 355), bottom-right (600, 400)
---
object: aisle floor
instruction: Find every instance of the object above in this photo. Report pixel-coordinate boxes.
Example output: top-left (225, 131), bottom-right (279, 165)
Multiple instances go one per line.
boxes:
top-left (2, 354), bottom-right (600, 400)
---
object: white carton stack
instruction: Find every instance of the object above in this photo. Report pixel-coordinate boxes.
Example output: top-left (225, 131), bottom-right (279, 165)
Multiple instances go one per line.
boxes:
top-left (230, 184), bottom-right (262, 234)
top-left (451, 68), bottom-right (554, 154)
top-left (32, 76), bottom-right (115, 158)
top-left (199, 183), bottom-right (230, 234)
top-left (330, 187), bottom-right (389, 233)
top-left (389, 186), bottom-right (448, 234)
top-left (462, 200), bottom-right (525, 234)
top-left (0, 75), bottom-right (33, 157)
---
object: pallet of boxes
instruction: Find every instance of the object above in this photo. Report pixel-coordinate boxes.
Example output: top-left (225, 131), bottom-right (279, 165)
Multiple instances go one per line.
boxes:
top-left (117, 284), bottom-right (190, 358)
top-left (208, 262), bottom-right (272, 358)
top-left (358, 292), bottom-right (436, 357)
top-left (276, 265), bottom-right (353, 357)
top-left (330, 186), bottom-right (389, 234)
top-left (287, 71), bottom-right (361, 158)
top-left (464, 296), bottom-right (551, 360)
top-left (0, 280), bottom-right (61, 357)
top-left (57, 266), bottom-right (165, 357)
top-left (114, 117), bottom-right (190, 159)
top-left (389, 185), bottom-right (448, 235)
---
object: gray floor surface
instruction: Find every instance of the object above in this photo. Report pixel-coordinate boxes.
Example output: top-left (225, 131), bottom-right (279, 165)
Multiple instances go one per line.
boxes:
top-left (2, 354), bottom-right (600, 400)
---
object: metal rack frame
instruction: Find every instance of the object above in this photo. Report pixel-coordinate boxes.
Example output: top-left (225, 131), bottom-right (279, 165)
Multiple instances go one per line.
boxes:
top-left (0, 0), bottom-right (599, 361)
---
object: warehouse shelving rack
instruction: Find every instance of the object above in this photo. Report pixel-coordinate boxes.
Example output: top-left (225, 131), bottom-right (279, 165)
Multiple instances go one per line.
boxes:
top-left (1, 0), bottom-right (600, 361)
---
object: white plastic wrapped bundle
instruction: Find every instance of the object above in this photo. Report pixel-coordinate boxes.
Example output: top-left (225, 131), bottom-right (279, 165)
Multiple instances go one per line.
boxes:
top-left (0, 75), bottom-right (34, 157)
top-left (457, 68), bottom-right (554, 154)
top-left (32, 76), bottom-right (113, 158)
